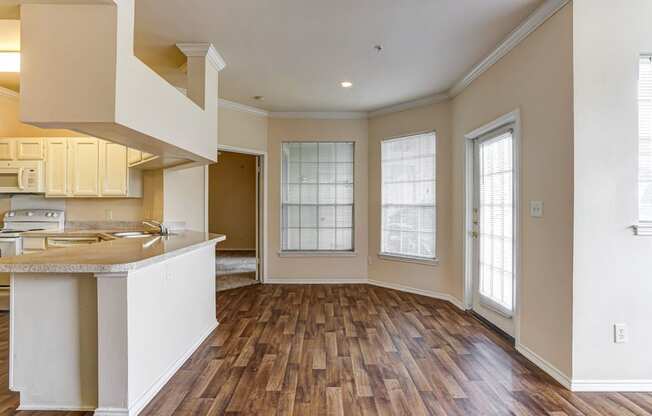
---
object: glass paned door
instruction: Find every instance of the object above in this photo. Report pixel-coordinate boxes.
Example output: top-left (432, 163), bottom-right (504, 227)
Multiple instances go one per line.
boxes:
top-left (472, 128), bottom-right (515, 335)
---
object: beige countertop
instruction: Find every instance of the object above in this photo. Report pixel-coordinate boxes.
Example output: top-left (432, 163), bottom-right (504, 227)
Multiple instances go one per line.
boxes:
top-left (0, 231), bottom-right (226, 274)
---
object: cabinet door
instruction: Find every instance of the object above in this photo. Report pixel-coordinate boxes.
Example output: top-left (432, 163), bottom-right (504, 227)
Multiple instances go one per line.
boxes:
top-left (69, 138), bottom-right (100, 196)
top-left (45, 138), bottom-right (69, 196)
top-left (16, 138), bottom-right (44, 160)
top-left (128, 148), bottom-right (142, 166)
top-left (100, 141), bottom-right (128, 196)
top-left (0, 139), bottom-right (15, 160)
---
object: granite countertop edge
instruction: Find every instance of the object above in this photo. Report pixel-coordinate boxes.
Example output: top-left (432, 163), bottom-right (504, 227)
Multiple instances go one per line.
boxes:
top-left (0, 231), bottom-right (226, 274)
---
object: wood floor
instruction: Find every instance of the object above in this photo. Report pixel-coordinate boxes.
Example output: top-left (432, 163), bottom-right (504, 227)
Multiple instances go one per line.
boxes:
top-left (1, 284), bottom-right (651, 415)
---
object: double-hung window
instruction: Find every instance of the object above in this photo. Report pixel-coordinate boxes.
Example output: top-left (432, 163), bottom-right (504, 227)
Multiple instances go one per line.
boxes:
top-left (381, 132), bottom-right (436, 260)
top-left (281, 142), bottom-right (354, 252)
top-left (639, 56), bottom-right (652, 225)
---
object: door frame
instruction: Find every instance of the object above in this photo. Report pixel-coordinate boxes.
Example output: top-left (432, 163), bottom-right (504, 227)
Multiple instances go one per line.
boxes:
top-left (463, 109), bottom-right (521, 341)
top-left (215, 144), bottom-right (268, 283)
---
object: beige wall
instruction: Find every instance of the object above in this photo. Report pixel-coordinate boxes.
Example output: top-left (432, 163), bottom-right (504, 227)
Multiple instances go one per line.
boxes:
top-left (0, 95), bottom-right (82, 138)
top-left (267, 117), bottom-right (368, 281)
top-left (368, 101), bottom-right (454, 294)
top-left (208, 151), bottom-right (257, 250)
top-left (450, 4), bottom-right (574, 376)
top-left (218, 106), bottom-right (268, 152)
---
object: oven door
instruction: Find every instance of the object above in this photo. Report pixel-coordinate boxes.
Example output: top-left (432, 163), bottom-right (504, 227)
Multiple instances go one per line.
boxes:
top-left (0, 237), bottom-right (20, 312)
top-left (0, 167), bottom-right (23, 193)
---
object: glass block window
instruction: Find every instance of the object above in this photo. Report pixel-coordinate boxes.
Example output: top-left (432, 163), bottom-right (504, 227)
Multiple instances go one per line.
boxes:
top-left (381, 132), bottom-right (436, 259)
top-left (281, 142), bottom-right (354, 251)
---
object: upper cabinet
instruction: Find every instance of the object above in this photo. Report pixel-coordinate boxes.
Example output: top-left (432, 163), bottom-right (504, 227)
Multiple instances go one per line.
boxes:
top-left (69, 138), bottom-right (101, 196)
top-left (101, 141), bottom-right (128, 196)
top-left (16, 138), bottom-right (44, 160)
top-left (45, 138), bottom-right (69, 197)
top-left (0, 139), bottom-right (16, 161)
top-left (44, 137), bottom-right (142, 198)
top-left (128, 149), bottom-right (159, 168)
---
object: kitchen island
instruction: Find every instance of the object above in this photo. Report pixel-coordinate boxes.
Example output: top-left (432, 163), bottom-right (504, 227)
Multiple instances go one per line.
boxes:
top-left (0, 231), bottom-right (225, 415)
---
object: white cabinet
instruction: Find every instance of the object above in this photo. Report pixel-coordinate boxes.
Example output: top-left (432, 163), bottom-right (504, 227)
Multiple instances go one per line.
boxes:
top-left (69, 137), bottom-right (100, 196)
top-left (44, 137), bottom-right (142, 198)
top-left (128, 149), bottom-right (158, 168)
top-left (45, 138), bottom-right (69, 196)
top-left (100, 141), bottom-right (128, 196)
top-left (16, 138), bottom-right (44, 160)
top-left (0, 139), bottom-right (15, 161)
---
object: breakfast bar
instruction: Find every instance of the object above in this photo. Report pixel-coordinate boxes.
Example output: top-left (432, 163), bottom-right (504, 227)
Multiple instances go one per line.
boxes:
top-left (0, 231), bottom-right (225, 415)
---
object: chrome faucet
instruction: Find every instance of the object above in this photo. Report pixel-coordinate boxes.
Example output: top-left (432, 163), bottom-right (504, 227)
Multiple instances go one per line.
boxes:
top-left (142, 220), bottom-right (170, 236)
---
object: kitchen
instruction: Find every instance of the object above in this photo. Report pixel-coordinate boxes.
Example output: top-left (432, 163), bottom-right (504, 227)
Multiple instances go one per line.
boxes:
top-left (0, 2), bottom-right (226, 413)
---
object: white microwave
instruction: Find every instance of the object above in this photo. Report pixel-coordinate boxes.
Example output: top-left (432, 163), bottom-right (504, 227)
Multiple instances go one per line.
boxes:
top-left (0, 161), bottom-right (44, 193)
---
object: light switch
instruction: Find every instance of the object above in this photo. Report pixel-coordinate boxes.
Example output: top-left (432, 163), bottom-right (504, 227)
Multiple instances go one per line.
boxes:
top-left (529, 201), bottom-right (544, 218)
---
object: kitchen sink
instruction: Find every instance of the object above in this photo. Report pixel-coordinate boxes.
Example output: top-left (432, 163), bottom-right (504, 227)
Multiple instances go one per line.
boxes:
top-left (111, 231), bottom-right (164, 239)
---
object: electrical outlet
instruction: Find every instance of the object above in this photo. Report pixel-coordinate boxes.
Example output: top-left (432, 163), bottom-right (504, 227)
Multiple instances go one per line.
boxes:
top-left (614, 323), bottom-right (628, 343)
top-left (105, 209), bottom-right (113, 220)
top-left (529, 201), bottom-right (544, 218)
top-left (368, 256), bottom-right (372, 265)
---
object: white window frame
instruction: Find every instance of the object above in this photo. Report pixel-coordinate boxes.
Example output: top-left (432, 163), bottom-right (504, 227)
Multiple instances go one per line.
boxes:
top-left (379, 131), bottom-right (437, 265)
top-left (279, 141), bottom-right (356, 255)
top-left (635, 54), bottom-right (652, 235)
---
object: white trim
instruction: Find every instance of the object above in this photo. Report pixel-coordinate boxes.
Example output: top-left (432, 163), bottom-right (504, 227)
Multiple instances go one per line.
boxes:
top-left (368, 94), bottom-right (449, 118)
top-left (0, 86), bottom-right (18, 100)
top-left (278, 251), bottom-right (357, 258)
top-left (632, 223), bottom-right (652, 236)
top-left (126, 321), bottom-right (218, 416)
top-left (216, 247), bottom-right (257, 251)
top-left (515, 342), bottom-right (572, 390)
top-left (17, 404), bottom-right (97, 412)
top-left (215, 144), bottom-right (268, 284)
top-left (367, 279), bottom-right (466, 311)
top-left (448, 0), bottom-right (569, 97)
top-left (218, 99), bottom-right (269, 117)
top-left (377, 253), bottom-right (439, 267)
top-left (94, 408), bottom-right (129, 416)
top-left (176, 43), bottom-right (226, 72)
top-left (463, 109), bottom-right (522, 341)
top-left (269, 111), bottom-right (367, 120)
top-left (265, 277), bottom-right (368, 284)
top-left (570, 380), bottom-right (652, 392)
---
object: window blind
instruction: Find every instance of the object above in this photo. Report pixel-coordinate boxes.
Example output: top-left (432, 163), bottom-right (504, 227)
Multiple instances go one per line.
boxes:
top-left (281, 142), bottom-right (354, 251)
top-left (639, 56), bottom-right (652, 222)
top-left (381, 132), bottom-right (436, 259)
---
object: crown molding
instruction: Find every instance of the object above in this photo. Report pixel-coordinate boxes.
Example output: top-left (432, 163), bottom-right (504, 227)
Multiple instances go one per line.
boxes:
top-left (176, 43), bottom-right (226, 72)
top-left (368, 93), bottom-right (449, 118)
top-left (269, 111), bottom-right (367, 120)
top-left (447, 0), bottom-right (569, 98)
top-left (0, 86), bottom-right (18, 100)
top-left (218, 99), bottom-right (269, 117)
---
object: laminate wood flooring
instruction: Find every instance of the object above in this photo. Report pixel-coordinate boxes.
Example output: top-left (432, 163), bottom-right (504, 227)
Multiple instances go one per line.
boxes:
top-left (1, 284), bottom-right (651, 415)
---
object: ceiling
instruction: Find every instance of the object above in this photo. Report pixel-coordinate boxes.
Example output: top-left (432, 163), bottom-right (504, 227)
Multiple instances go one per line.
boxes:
top-left (134, 0), bottom-right (543, 112)
top-left (0, 1), bottom-right (544, 112)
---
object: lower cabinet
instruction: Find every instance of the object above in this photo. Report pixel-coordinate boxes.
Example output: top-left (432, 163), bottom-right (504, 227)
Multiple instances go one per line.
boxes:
top-left (45, 137), bottom-right (142, 198)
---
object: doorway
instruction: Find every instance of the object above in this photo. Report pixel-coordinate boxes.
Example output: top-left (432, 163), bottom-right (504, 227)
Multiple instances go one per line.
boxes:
top-left (464, 111), bottom-right (520, 339)
top-left (209, 149), bottom-right (265, 291)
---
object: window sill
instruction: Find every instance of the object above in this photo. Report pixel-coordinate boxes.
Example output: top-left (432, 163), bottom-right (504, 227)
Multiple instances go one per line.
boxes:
top-left (377, 253), bottom-right (439, 266)
top-left (633, 223), bottom-right (652, 236)
top-left (278, 251), bottom-right (357, 258)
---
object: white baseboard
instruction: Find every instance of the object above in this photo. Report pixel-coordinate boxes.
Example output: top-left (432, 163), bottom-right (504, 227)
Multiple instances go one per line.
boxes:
top-left (18, 404), bottom-right (97, 412)
top-left (265, 277), bottom-right (368, 284)
top-left (570, 380), bottom-right (652, 392)
top-left (94, 407), bottom-right (129, 416)
top-left (367, 279), bottom-right (466, 311)
top-left (515, 342), bottom-right (571, 389)
top-left (126, 320), bottom-right (219, 416)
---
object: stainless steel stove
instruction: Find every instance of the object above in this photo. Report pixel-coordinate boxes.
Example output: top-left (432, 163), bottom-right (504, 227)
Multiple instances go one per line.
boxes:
top-left (0, 209), bottom-right (65, 310)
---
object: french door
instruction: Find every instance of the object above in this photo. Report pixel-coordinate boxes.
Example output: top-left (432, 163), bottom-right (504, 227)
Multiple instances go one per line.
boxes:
top-left (471, 126), bottom-right (516, 336)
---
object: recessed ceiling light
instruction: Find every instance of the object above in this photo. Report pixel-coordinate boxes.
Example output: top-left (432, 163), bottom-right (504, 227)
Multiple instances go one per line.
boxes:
top-left (341, 81), bottom-right (353, 88)
top-left (0, 52), bottom-right (20, 73)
